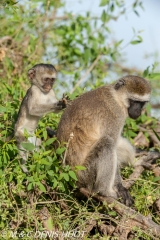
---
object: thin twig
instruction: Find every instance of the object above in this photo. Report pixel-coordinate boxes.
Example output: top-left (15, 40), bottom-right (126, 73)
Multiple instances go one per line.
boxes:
top-left (70, 54), bottom-right (102, 94)
top-left (45, 1), bottom-right (50, 16)
top-left (63, 132), bottom-right (74, 165)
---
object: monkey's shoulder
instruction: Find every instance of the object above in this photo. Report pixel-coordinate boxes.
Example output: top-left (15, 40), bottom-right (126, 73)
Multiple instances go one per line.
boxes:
top-left (15, 87), bottom-right (33, 123)
top-left (68, 86), bottom-right (118, 111)
top-left (29, 85), bottom-right (41, 96)
top-left (17, 89), bottom-right (31, 111)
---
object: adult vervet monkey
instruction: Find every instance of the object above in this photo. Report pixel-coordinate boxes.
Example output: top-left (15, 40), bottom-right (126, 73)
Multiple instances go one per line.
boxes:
top-left (56, 75), bottom-right (151, 206)
top-left (14, 63), bottom-right (67, 173)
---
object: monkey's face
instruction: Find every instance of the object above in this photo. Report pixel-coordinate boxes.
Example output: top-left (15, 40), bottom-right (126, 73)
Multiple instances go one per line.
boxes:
top-left (28, 66), bottom-right (57, 93)
top-left (128, 99), bottom-right (147, 119)
top-left (41, 76), bottom-right (56, 93)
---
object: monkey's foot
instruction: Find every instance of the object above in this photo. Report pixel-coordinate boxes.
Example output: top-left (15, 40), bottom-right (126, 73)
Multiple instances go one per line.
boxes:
top-left (116, 184), bottom-right (133, 206)
top-left (46, 127), bottom-right (57, 137)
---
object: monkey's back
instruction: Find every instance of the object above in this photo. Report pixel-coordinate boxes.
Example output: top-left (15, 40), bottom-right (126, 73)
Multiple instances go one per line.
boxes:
top-left (57, 85), bottom-right (125, 166)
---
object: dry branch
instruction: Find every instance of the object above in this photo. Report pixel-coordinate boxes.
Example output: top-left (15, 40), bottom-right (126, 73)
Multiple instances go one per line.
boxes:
top-left (99, 223), bottom-right (115, 236)
top-left (113, 218), bottom-right (148, 240)
top-left (38, 206), bottom-right (52, 231)
top-left (79, 188), bottom-right (160, 237)
top-left (153, 199), bottom-right (160, 217)
top-left (152, 165), bottom-right (160, 184)
top-left (98, 223), bottom-right (115, 236)
top-left (0, 36), bottom-right (12, 45)
top-left (138, 126), bottom-right (160, 147)
top-left (123, 151), bottom-right (160, 189)
top-left (83, 219), bottom-right (97, 236)
top-left (123, 165), bottom-right (144, 190)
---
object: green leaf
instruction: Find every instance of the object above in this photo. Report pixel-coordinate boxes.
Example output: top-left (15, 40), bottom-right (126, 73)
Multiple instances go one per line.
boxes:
top-left (149, 73), bottom-right (160, 80)
top-left (153, 176), bottom-right (160, 182)
top-left (127, 130), bottom-right (137, 138)
top-left (45, 138), bottom-right (56, 146)
top-left (9, 173), bottom-right (13, 182)
top-left (75, 165), bottom-right (86, 171)
top-left (40, 159), bottom-right (50, 165)
top-left (134, 10), bottom-right (139, 17)
top-left (48, 170), bottom-right (54, 176)
top-left (63, 173), bottom-right (69, 181)
top-left (110, 3), bottom-right (114, 12)
top-left (130, 40), bottom-right (141, 44)
top-left (42, 150), bottom-right (52, 156)
top-left (8, 144), bottom-right (13, 151)
top-left (108, 211), bottom-right (117, 216)
top-left (45, 217), bottom-right (53, 231)
top-left (115, 39), bottom-right (123, 47)
top-left (59, 173), bottom-right (63, 181)
top-left (27, 183), bottom-right (33, 191)
top-left (58, 182), bottom-right (65, 192)
top-left (69, 171), bottom-right (78, 181)
top-left (27, 176), bottom-right (34, 182)
top-left (130, 120), bottom-right (138, 131)
top-left (143, 66), bottom-right (150, 77)
top-left (36, 182), bottom-right (46, 192)
top-left (130, 36), bottom-right (142, 45)
top-left (53, 179), bottom-right (58, 189)
top-left (39, 174), bottom-right (46, 180)
top-left (100, 0), bottom-right (109, 7)
top-left (84, 49), bottom-right (90, 63)
top-left (74, 48), bottom-right (81, 56)
top-left (0, 169), bottom-right (3, 177)
top-left (101, 10), bottom-right (107, 23)
top-left (0, 106), bottom-right (6, 112)
top-left (47, 156), bottom-right (53, 162)
top-left (56, 147), bottom-right (66, 155)
top-left (43, 130), bottom-right (47, 140)
top-left (21, 142), bottom-right (35, 151)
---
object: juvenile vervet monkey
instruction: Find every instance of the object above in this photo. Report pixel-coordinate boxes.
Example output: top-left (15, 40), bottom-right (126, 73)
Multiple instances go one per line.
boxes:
top-left (56, 75), bottom-right (151, 206)
top-left (15, 63), bottom-right (67, 173)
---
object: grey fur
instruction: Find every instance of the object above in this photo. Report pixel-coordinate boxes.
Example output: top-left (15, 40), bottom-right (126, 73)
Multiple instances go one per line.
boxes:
top-left (14, 64), bottom-right (65, 173)
top-left (56, 75), bottom-right (151, 206)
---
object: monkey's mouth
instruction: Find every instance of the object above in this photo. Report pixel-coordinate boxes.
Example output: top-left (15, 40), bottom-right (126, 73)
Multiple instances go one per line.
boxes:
top-left (42, 83), bottom-right (52, 92)
top-left (43, 87), bottom-right (52, 92)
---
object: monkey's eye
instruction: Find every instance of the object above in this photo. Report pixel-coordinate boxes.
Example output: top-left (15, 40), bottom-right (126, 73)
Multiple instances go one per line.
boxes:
top-left (51, 78), bottom-right (55, 82)
top-left (129, 99), bottom-right (134, 106)
top-left (44, 78), bottom-right (50, 82)
top-left (129, 99), bottom-right (146, 108)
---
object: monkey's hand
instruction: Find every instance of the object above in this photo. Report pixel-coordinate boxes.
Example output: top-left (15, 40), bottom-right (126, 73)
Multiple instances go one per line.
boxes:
top-left (58, 94), bottom-right (71, 109)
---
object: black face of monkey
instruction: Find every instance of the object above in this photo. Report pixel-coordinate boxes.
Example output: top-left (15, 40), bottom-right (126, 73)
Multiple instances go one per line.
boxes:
top-left (128, 99), bottom-right (146, 119)
top-left (42, 77), bottom-right (56, 92)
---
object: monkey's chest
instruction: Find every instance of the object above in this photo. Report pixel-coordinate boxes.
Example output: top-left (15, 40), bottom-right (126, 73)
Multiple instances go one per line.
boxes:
top-left (22, 116), bottom-right (39, 134)
top-left (38, 91), bottom-right (58, 104)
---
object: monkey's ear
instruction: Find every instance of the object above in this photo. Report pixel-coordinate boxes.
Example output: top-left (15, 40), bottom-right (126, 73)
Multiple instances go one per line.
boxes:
top-left (28, 68), bottom-right (36, 81)
top-left (114, 79), bottom-right (125, 90)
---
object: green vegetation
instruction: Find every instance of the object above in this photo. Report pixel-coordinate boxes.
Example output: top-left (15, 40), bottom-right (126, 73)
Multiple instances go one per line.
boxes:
top-left (0, 0), bottom-right (160, 239)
